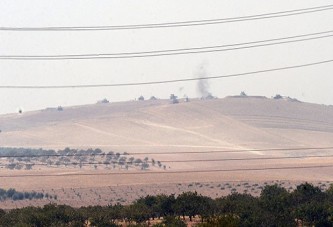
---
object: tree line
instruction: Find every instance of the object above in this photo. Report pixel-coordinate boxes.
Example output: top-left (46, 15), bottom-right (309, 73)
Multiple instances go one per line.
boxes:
top-left (0, 188), bottom-right (54, 202)
top-left (0, 147), bottom-right (166, 171)
top-left (0, 182), bottom-right (332, 226)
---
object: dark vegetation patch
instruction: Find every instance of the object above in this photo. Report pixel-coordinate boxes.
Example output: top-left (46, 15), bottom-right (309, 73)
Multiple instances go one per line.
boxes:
top-left (0, 147), bottom-right (166, 171)
top-left (0, 183), bottom-right (332, 226)
top-left (0, 188), bottom-right (56, 202)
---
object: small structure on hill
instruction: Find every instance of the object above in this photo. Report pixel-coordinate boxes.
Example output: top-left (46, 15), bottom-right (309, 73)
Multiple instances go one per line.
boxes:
top-left (138, 95), bottom-right (145, 101)
top-left (272, 94), bottom-right (301, 102)
top-left (170, 94), bottom-right (179, 104)
top-left (97, 98), bottom-right (110, 104)
top-left (273, 94), bottom-right (283, 100)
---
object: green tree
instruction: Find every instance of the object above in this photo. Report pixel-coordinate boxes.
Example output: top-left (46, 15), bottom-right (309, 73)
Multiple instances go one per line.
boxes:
top-left (155, 194), bottom-right (176, 217)
top-left (291, 183), bottom-right (329, 226)
top-left (259, 184), bottom-right (294, 226)
top-left (136, 195), bottom-right (159, 220)
top-left (197, 195), bottom-right (215, 223)
top-left (174, 191), bottom-right (201, 221)
top-left (125, 203), bottom-right (150, 224)
top-left (216, 193), bottom-right (261, 226)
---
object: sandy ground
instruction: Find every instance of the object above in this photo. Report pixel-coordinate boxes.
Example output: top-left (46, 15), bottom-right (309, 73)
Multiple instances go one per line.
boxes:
top-left (0, 179), bottom-right (331, 209)
top-left (0, 97), bottom-right (332, 208)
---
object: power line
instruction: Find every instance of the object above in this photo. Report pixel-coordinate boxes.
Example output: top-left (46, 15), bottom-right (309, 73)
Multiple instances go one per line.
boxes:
top-left (1, 30), bottom-right (333, 60)
top-left (1, 146), bottom-right (332, 158)
top-left (0, 165), bottom-right (332, 178)
top-left (4, 154), bottom-right (333, 167)
top-left (151, 154), bottom-right (333, 163)
top-left (1, 4), bottom-right (333, 31)
top-left (127, 146), bottom-right (333, 155)
top-left (0, 59), bottom-right (332, 89)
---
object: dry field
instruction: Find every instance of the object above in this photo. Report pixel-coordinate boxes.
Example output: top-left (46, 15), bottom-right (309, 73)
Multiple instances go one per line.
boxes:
top-left (0, 96), bottom-right (332, 208)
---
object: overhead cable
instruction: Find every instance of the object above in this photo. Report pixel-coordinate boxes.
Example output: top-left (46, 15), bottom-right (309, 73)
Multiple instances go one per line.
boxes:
top-left (1, 4), bottom-right (333, 31)
top-left (1, 30), bottom-right (333, 60)
top-left (0, 59), bottom-right (332, 89)
top-left (3, 154), bottom-right (333, 167)
top-left (0, 165), bottom-right (332, 178)
top-left (1, 146), bottom-right (332, 158)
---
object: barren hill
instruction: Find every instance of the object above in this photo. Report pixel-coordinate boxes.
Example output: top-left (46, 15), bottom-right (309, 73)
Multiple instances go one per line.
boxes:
top-left (1, 97), bottom-right (333, 151)
top-left (0, 97), bottom-right (333, 204)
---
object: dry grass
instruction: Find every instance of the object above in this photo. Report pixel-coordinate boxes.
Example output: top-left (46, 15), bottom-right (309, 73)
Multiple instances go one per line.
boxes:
top-left (0, 97), bottom-right (332, 208)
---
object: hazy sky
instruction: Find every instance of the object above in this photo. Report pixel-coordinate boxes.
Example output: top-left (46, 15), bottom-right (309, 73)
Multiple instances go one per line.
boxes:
top-left (1, 0), bottom-right (333, 114)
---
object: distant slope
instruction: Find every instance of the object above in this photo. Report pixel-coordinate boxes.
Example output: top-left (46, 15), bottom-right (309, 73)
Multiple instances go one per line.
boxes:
top-left (1, 97), bottom-right (333, 188)
top-left (1, 97), bottom-right (333, 152)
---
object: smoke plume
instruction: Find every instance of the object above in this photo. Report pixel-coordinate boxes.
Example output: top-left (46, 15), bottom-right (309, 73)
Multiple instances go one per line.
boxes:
top-left (195, 62), bottom-right (211, 98)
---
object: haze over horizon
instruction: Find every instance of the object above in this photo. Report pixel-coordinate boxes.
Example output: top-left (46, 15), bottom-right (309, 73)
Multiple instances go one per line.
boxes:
top-left (1, 0), bottom-right (333, 114)
top-left (1, 2), bottom-right (333, 218)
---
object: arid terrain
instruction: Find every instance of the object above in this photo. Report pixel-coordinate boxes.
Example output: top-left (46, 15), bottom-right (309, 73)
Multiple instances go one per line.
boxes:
top-left (0, 96), bottom-right (333, 208)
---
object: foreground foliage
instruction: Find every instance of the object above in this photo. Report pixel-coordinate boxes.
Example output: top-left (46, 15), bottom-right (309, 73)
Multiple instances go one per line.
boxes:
top-left (0, 183), bottom-right (332, 226)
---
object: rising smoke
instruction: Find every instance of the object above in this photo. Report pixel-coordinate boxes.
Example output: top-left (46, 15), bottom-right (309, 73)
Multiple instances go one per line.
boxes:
top-left (195, 62), bottom-right (212, 99)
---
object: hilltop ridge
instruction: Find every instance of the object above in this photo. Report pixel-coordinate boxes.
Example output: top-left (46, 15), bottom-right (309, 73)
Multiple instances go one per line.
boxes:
top-left (0, 96), bottom-right (332, 203)
top-left (0, 96), bottom-right (332, 151)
